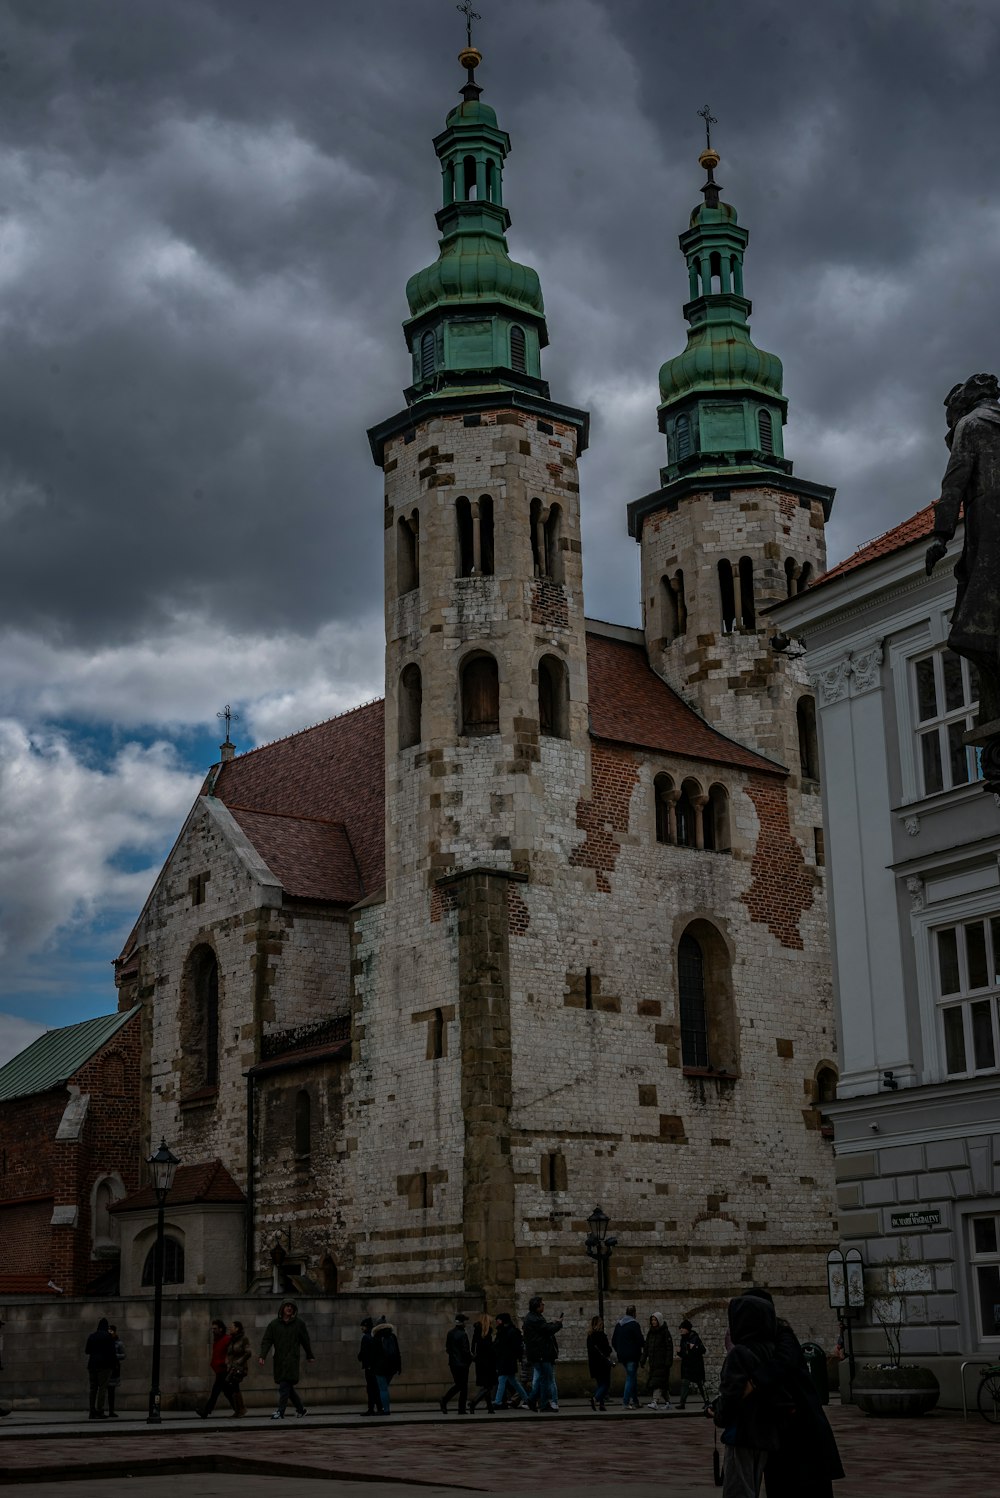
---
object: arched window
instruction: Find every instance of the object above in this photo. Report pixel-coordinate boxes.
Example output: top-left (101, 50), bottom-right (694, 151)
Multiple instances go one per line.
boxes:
top-left (456, 496), bottom-right (475, 576)
top-left (738, 556), bottom-right (756, 629)
top-left (183, 945), bottom-right (219, 1091)
top-left (461, 653), bottom-right (499, 736)
top-left (676, 414), bottom-right (692, 461)
top-left (797, 561), bottom-right (813, 593)
top-left (485, 159), bottom-right (497, 203)
top-left (654, 773), bottom-right (675, 845)
top-left (478, 495), bottom-right (495, 576)
top-left (758, 408), bottom-right (774, 454)
top-left (510, 325), bottom-right (526, 373)
top-left (718, 559), bottom-right (736, 632)
top-left (677, 921), bottom-right (738, 1074)
top-left (92, 1176), bottom-right (122, 1255)
top-left (538, 654), bottom-right (569, 739)
top-left (463, 154), bottom-right (477, 199)
top-left (709, 250), bottom-right (722, 293)
top-left (294, 1089), bottom-right (311, 1159)
top-left (397, 512), bottom-right (419, 594)
top-left (706, 784), bottom-right (731, 853)
top-left (142, 1235), bottom-right (184, 1286)
top-left (797, 695), bottom-right (820, 783)
top-left (544, 504), bottom-right (564, 583)
top-left (530, 497), bottom-right (543, 575)
top-left (675, 779), bottom-right (699, 848)
top-left (815, 1065), bottom-right (838, 1105)
top-left (398, 664), bottom-right (422, 750)
top-left (785, 557), bottom-right (799, 598)
top-left (319, 1254), bottom-right (338, 1294)
top-left (419, 330), bottom-right (435, 383)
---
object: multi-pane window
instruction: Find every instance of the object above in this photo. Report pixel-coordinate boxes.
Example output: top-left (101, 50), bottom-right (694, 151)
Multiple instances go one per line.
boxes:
top-left (970, 1213), bottom-right (1000, 1338)
top-left (913, 648), bottom-right (980, 795)
top-left (935, 916), bottom-right (1000, 1077)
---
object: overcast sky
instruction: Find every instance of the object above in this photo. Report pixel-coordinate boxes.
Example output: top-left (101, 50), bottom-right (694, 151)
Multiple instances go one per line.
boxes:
top-left (1, 0), bottom-right (998, 1059)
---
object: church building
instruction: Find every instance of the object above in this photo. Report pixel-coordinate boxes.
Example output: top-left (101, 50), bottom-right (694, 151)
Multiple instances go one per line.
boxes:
top-left (114, 46), bottom-right (840, 1340)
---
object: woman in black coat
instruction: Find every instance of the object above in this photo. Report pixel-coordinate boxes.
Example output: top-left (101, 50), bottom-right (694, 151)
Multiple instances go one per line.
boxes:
top-left (640, 1312), bottom-right (674, 1410)
top-left (586, 1316), bottom-right (613, 1411)
top-left (468, 1314), bottom-right (497, 1413)
top-left (493, 1313), bottom-right (531, 1408)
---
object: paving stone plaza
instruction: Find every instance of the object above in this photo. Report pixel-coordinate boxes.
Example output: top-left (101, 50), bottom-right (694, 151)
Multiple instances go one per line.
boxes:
top-left (2, 1400), bottom-right (997, 1496)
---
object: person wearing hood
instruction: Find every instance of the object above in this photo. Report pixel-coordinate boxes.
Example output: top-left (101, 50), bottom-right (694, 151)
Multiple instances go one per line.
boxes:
top-left (439, 1311), bottom-right (473, 1414)
top-left (610, 1305), bottom-right (644, 1410)
top-left (742, 1289), bottom-right (845, 1498)
top-left (640, 1312), bottom-right (674, 1410)
top-left (258, 1300), bottom-right (315, 1420)
top-left (714, 1294), bottom-right (780, 1498)
top-left (357, 1316), bottom-right (383, 1415)
top-left (369, 1317), bottom-right (401, 1415)
top-left (677, 1318), bottom-right (708, 1410)
top-left (85, 1317), bottom-right (119, 1420)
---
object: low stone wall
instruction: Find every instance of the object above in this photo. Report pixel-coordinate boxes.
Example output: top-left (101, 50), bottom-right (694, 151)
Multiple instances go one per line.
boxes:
top-left (0, 1292), bottom-right (498, 1412)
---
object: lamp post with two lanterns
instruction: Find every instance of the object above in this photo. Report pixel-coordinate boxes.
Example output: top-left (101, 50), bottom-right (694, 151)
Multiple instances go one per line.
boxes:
top-left (584, 1206), bottom-right (618, 1326)
top-left (146, 1138), bottom-right (180, 1424)
top-left (826, 1245), bottom-right (865, 1391)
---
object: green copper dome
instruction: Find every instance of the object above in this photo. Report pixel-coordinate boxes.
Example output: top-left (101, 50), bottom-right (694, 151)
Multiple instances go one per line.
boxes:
top-left (406, 227), bottom-right (544, 320)
top-left (656, 153), bottom-right (789, 484)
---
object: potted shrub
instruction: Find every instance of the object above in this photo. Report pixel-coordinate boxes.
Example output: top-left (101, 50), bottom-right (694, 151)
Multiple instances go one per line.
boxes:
top-left (852, 1257), bottom-right (939, 1417)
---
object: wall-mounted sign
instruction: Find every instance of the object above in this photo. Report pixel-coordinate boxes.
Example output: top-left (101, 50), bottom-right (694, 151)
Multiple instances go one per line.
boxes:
top-left (890, 1209), bottom-right (941, 1230)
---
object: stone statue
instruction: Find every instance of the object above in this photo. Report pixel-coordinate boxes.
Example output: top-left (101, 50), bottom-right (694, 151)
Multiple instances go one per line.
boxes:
top-left (926, 372), bottom-right (1000, 727)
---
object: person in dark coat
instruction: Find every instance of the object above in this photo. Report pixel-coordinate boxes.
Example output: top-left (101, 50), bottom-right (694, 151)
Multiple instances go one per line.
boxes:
top-left (85, 1317), bottom-right (118, 1420)
top-left (199, 1318), bottom-right (236, 1417)
top-left (522, 1295), bottom-right (562, 1412)
top-left (225, 1320), bottom-right (252, 1418)
top-left (357, 1316), bottom-right (383, 1415)
top-left (611, 1305), bottom-right (644, 1410)
top-left (369, 1317), bottom-right (401, 1415)
top-left (439, 1312), bottom-right (473, 1414)
top-left (258, 1300), bottom-right (315, 1419)
top-left (586, 1315), bottom-right (613, 1411)
top-left (106, 1324), bottom-right (125, 1418)
top-left (640, 1312), bottom-right (674, 1409)
top-left (468, 1313), bottom-right (497, 1413)
top-left (743, 1289), bottom-right (845, 1498)
top-left (714, 1295), bottom-right (780, 1498)
top-left (677, 1317), bottom-right (708, 1409)
top-left (493, 1312), bottom-right (531, 1408)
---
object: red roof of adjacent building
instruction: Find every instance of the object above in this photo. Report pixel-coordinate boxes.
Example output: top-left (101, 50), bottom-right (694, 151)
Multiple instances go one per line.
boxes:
top-left (110, 1159), bottom-right (245, 1213)
top-left (810, 503), bottom-right (937, 590)
top-left (585, 631), bottom-right (783, 776)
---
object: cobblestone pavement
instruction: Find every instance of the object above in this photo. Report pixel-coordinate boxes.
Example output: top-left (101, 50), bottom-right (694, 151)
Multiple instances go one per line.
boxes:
top-left (1, 1401), bottom-right (997, 1496)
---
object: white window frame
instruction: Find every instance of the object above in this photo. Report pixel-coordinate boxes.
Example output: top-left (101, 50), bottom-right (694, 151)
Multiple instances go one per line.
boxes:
top-left (911, 646), bottom-right (981, 798)
top-left (912, 885), bottom-right (1000, 1084)
top-left (931, 913), bottom-right (1000, 1079)
top-left (969, 1208), bottom-right (1000, 1343)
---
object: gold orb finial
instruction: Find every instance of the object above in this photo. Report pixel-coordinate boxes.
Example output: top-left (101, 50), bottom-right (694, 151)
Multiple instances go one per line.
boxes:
top-left (459, 45), bottom-right (482, 72)
top-left (699, 147), bottom-right (721, 173)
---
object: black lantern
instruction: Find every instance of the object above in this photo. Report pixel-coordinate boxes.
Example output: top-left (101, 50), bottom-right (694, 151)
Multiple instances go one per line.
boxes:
top-left (149, 1139), bottom-right (180, 1199)
top-left (146, 1139), bottom-right (180, 1424)
top-left (584, 1206), bottom-right (617, 1325)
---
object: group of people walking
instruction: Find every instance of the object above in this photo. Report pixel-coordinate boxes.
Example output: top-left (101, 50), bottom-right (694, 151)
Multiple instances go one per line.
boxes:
top-left (438, 1297), bottom-right (563, 1415)
top-left (586, 1305), bottom-right (707, 1412)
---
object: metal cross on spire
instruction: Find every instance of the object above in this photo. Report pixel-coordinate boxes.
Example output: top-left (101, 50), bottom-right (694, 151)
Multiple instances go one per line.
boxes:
top-left (457, 1), bottom-right (481, 49)
top-left (217, 704), bottom-right (239, 743)
top-left (698, 105), bottom-right (718, 151)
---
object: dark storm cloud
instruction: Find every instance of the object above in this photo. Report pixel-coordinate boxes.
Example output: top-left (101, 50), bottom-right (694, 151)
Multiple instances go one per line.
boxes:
top-left (1, 0), bottom-right (999, 643)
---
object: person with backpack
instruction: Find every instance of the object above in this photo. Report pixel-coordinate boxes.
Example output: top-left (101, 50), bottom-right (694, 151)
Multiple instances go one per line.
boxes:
top-left (611, 1305), bottom-right (644, 1410)
top-left (468, 1313), bottom-right (497, 1414)
top-left (493, 1312), bottom-right (531, 1409)
top-left (439, 1311), bottom-right (473, 1414)
top-left (713, 1294), bottom-right (781, 1498)
top-left (369, 1317), bottom-right (401, 1415)
top-left (586, 1315), bottom-right (613, 1411)
top-left (258, 1300), bottom-right (315, 1420)
top-left (677, 1317), bottom-right (708, 1409)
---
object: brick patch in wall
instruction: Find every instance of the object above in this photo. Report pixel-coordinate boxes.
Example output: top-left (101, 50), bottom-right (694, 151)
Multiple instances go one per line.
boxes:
top-left (530, 577), bottom-right (570, 630)
top-left (430, 883), bottom-right (459, 924)
top-left (570, 746), bottom-right (640, 892)
top-left (507, 881), bottom-right (530, 934)
top-left (742, 778), bottom-right (814, 949)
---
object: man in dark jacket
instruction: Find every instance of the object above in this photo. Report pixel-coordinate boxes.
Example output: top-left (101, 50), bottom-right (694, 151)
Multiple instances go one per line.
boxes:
top-left (494, 1312), bottom-right (531, 1407)
top-left (357, 1316), bottom-right (382, 1415)
top-left (714, 1295), bottom-right (780, 1498)
top-left (259, 1300), bottom-right (315, 1419)
top-left (522, 1295), bottom-right (562, 1413)
top-left (84, 1316), bottom-right (119, 1419)
top-left (439, 1312), bottom-right (473, 1414)
top-left (611, 1305), bottom-right (644, 1410)
top-left (677, 1317), bottom-right (708, 1409)
top-left (369, 1318), bottom-right (401, 1415)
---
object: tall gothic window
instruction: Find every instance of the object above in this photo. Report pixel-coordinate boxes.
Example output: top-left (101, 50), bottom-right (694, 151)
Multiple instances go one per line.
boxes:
top-left (538, 655), bottom-right (569, 739)
top-left (461, 653), bottom-right (500, 736)
top-left (677, 921), bottom-right (738, 1074)
top-left (654, 773), bottom-right (674, 845)
top-left (399, 663), bottom-right (422, 750)
top-left (718, 559), bottom-right (736, 632)
top-left (678, 933), bottom-right (708, 1068)
top-left (182, 945), bottom-right (219, 1091)
top-left (738, 556), bottom-right (756, 628)
top-left (797, 695), bottom-right (820, 784)
top-left (397, 511), bottom-right (419, 594)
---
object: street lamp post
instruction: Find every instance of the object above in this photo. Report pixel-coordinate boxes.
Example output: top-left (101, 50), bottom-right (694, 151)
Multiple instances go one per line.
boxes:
top-left (146, 1139), bottom-right (180, 1424)
top-left (584, 1206), bottom-right (618, 1325)
top-left (826, 1245), bottom-right (865, 1392)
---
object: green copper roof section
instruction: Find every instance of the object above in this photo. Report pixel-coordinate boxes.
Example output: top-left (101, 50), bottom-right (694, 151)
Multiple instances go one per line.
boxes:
top-left (400, 47), bottom-right (549, 408)
top-left (657, 147), bottom-right (789, 484)
top-left (0, 1008), bottom-right (137, 1102)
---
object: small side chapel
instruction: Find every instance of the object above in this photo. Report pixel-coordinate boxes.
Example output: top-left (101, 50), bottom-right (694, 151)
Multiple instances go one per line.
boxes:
top-left (116, 45), bottom-right (840, 1335)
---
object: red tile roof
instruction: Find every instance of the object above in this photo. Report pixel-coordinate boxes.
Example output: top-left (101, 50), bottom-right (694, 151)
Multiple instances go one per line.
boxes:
top-left (227, 806), bottom-right (363, 905)
top-left (810, 503), bottom-right (937, 590)
top-left (585, 631), bottom-right (783, 776)
top-left (213, 699), bottom-right (385, 898)
top-left (109, 1159), bottom-right (245, 1213)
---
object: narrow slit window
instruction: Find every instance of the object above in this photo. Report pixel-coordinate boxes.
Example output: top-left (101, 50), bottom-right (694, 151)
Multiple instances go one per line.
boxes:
top-left (510, 325), bottom-right (526, 373)
top-left (758, 409), bottom-right (774, 453)
top-left (419, 330), bottom-right (435, 382)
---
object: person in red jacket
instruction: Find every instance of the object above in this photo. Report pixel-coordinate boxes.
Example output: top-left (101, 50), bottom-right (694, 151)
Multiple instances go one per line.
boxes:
top-left (198, 1318), bottom-right (236, 1418)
